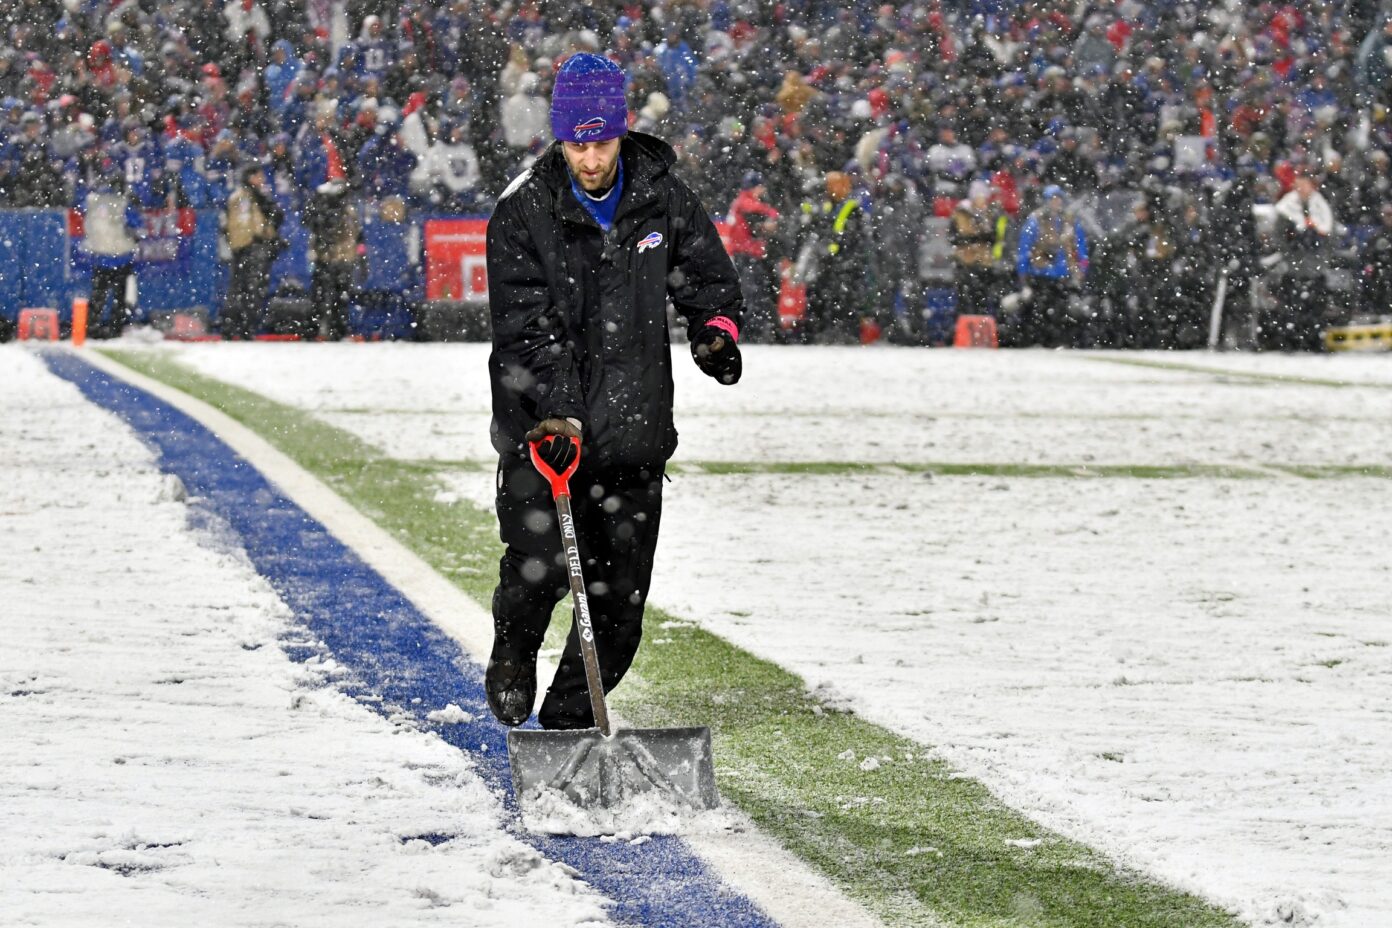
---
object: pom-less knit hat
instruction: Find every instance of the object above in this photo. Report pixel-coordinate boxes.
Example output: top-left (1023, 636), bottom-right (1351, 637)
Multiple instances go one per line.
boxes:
top-left (550, 52), bottom-right (628, 143)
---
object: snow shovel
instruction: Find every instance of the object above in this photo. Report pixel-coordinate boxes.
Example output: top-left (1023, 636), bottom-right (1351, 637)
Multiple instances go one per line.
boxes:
top-left (506, 436), bottom-right (719, 816)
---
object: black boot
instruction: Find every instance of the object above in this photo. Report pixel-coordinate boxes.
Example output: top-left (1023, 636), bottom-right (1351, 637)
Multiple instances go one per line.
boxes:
top-left (485, 650), bottom-right (536, 727)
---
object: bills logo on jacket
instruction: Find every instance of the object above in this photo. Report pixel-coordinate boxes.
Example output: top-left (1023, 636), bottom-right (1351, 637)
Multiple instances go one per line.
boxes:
top-left (637, 231), bottom-right (663, 253)
top-left (573, 116), bottom-right (607, 139)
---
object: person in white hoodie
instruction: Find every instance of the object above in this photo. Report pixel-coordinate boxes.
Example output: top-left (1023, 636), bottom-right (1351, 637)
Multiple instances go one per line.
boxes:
top-left (223, 0), bottom-right (271, 47)
top-left (501, 72), bottom-right (548, 150)
top-left (1268, 174), bottom-right (1336, 351)
top-left (397, 101), bottom-right (435, 200)
top-left (423, 117), bottom-right (482, 210)
top-left (79, 168), bottom-right (143, 339)
top-left (1274, 173), bottom-right (1335, 238)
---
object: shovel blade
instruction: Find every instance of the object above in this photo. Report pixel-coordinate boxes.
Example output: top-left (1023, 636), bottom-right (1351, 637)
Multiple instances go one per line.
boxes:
top-left (508, 726), bottom-right (719, 814)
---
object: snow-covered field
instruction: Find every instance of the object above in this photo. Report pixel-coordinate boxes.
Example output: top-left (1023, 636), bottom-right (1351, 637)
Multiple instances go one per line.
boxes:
top-left (174, 342), bottom-right (1392, 468)
top-left (647, 470), bottom-right (1392, 927)
top-left (165, 341), bottom-right (1392, 927)
top-left (0, 350), bottom-right (611, 927)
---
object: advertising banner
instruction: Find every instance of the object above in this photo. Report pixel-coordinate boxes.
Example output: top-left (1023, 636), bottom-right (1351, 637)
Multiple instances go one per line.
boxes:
top-left (425, 218), bottom-right (489, 302)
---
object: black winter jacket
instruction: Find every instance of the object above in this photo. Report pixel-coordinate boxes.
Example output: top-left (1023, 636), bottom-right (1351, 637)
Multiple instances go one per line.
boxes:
top-left (486, 132), bottom-right (742, 469)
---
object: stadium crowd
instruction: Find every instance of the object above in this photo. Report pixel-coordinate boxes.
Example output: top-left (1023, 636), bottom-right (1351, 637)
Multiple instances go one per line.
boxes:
top-left (4, 0), bottom-right (1392, 348)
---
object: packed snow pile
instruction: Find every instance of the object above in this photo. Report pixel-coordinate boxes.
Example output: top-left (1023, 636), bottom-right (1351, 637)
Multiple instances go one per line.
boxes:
top-left (517, 784), bottom-right (741, 839)
top-left (426, 703), bottom-right (475, 724)
top-left (509, 727), bottom-right (735, 837)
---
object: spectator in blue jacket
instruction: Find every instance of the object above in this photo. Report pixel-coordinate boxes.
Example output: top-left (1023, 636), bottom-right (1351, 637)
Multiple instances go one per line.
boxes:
top-left (355, 16), bottom-right (395, 81)
top-left (279, 72), bottom-right (318, 139)
top-left (112, 120), bottom-right (163, 207)
top-left (1356, 15), bottom-right (1392, 101)
top-left (655, 26), bottom-right (698, 111)
top-left (264, 132), bottom-right (298, 204)
top-left (433, 1), bottom-right (471, 75)
top-left (202, 130), bottom-right (239, 209)
top-left (264, 40), bottom-right (301, 114)
top-left (294, 104), bottom-right (351, 192)
top-left (1015, 185), bottom-right (1088, 347)
top-left (107, 22), bottom-right (145, 76)
top-left (356, 121), bottom-right (417, 201)
top-left (164, 134), bottom-right (214, 207)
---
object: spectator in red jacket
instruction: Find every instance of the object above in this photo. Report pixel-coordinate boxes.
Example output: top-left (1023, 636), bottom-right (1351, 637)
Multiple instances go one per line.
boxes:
top-left (726, 171), bottom-right (781, 342)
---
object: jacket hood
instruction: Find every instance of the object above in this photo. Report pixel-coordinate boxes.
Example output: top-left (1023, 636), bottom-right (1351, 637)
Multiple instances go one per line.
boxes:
top-left (535, 130), bottom-right (676, 194)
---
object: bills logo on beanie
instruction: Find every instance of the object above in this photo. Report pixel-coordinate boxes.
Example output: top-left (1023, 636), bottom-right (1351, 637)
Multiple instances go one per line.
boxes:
top-left (574, 116), bottom-right (607, 136)
top-left (551, 53), bottom-right (628, 143)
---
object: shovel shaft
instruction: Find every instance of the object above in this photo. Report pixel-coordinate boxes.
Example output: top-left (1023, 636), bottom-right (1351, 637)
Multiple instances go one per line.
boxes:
top-left (552, 491), bottom-right (612, 736)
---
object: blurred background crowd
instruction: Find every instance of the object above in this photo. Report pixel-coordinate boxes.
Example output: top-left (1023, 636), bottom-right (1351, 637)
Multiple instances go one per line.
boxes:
top-left (5, 0), bottom-right (1392, 348)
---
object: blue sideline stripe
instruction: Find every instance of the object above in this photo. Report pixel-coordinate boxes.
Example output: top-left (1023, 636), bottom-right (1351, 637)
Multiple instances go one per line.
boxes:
top-left (45, 352), bottom-right (778, 928)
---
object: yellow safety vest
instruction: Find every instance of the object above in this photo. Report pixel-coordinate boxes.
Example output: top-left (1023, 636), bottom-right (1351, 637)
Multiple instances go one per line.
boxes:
top-left (828, 199), bottom-right (860, 255)
top-left (801, 198), bottom-right (860, 254)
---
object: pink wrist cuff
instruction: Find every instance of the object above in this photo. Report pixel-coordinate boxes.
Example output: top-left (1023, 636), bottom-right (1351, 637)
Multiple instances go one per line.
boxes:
top-left (706, 315), bottom-right (740, 343)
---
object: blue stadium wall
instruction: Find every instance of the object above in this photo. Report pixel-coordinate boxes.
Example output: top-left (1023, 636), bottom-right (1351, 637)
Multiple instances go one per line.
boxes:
top-left (0, 207), bottom-right (471, 337)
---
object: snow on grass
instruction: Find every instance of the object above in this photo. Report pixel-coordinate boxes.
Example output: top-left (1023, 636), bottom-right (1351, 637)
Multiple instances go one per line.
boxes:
top-left (92, 348), bottom-right (902, 928)
top-left (0, 348), bottom-right (611, 928)
top-left (165, 342), bottom-right (1392, 467)
top-left (102, 345), bottom-right (1243, 926)
top-left (140, 341), bottom-right (1392, 925)
top-left (649, 470), bottom-right (1392, 928)
top-left (1093, 351), bottom-right (1392, 386)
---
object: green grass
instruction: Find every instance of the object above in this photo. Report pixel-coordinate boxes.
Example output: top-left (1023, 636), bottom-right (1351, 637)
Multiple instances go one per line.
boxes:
top-left (1270, 463), bottom-right (1392, 480)
top-left (667, 460), bottom-right (1270, 479)
top-left (617, 625), bottom-right (1237, 927)
top-left (102, 348), bottom-right (1242, 928)
top-left (1086, 354), bottom-right (1392, 390)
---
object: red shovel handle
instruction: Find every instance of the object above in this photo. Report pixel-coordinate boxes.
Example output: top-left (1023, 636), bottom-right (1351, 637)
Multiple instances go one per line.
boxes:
top-left (529, 436), bottom-right (581, 499)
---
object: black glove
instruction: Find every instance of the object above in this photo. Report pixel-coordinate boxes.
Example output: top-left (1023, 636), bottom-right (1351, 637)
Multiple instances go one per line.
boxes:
top-left (526, 417), bottom-right (581, 473)
top-left (690, 317), bottom-right (742, 385)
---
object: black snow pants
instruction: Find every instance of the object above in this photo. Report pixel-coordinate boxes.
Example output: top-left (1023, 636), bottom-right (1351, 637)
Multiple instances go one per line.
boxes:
top-left (223, 243), bottom-right (274, 339)
top-left (491, 453), bottom-right (665, 729)
top-left (1019, 276), bottom-right (1071, 347)
top-left (312, 262), bottom-right (355, 340)
top-left (1265, 273), bottom-right (1326, 352)
top-left (90, 262), bottom-right (134, 336)
top-left (734, 254), bottom-right (777, 343)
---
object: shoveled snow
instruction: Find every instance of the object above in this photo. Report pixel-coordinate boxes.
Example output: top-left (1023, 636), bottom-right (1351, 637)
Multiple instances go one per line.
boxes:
top-left (518, 785), bottom-right (742, 839)
top-left (149, 341), bottom-right (1392, 925)
top-left (0, 348), bottom-right (611, 927)
top-left (425, 703), bottom-right (475, 724)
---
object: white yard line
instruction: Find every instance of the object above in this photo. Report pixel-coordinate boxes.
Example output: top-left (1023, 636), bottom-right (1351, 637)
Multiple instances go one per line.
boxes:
top-left (78, 346), bottom-right (885, 928)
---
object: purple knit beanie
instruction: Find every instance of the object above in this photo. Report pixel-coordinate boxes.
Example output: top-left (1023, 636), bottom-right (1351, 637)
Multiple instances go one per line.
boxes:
top-left (550, 53), bottom-right (628, 143)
